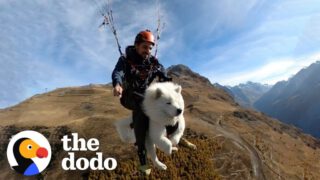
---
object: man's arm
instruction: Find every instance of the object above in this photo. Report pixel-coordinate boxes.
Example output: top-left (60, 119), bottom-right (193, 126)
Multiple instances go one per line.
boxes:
top-left (112, 56), bottom-right (126, 87)
top-left (112, 56), bottom-right (126, 96)
top-left (157, 63), bottom-right (172, 82)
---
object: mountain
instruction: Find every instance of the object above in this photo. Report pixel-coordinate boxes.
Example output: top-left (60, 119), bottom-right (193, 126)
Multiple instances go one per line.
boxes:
top-left (0, 64), bottom-right (319, 179)
top-left (254, 61), bottom-right (320, 138)
top-left (213, 83), bottom-right (235, 98)
top-left (214, 82), bottom-right (272, 108)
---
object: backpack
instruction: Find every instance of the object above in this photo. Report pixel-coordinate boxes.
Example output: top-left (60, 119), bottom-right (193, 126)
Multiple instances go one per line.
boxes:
top-left (120, 87), bottom-right (140, 110)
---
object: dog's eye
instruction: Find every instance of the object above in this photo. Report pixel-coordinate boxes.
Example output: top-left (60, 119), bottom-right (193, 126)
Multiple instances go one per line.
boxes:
top-left (166, 102), bottom-right (171, 105)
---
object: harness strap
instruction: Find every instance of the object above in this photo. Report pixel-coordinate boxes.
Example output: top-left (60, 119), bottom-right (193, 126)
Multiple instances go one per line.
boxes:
top-left (126, 57), bottom-right (159, 82)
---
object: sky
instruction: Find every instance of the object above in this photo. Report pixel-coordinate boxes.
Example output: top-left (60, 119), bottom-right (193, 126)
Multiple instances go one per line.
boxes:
top-left (1, 0), bottom-right (320, 108)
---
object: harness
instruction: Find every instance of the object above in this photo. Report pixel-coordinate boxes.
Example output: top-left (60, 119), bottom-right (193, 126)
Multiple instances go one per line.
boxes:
top-left (125, 56), bottom-right (160, 90)
top-left (119, 53), bottom-right (171, 111)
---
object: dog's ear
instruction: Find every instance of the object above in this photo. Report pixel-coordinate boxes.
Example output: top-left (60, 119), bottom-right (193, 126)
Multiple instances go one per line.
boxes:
top-left (175, 85), bottom-right (182, 94)
top-left (155, 88), bottom-right (162, 99)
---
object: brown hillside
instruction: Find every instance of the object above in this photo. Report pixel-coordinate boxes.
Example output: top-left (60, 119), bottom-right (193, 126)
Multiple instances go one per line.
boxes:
top-left (0, 65), bottom-right (319, 179)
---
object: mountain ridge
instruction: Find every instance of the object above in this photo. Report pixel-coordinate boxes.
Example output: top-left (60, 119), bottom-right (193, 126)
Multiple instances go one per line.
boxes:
top-left (214, 81), bottom-right (272, 108)
top-left (254, 61), bottom-right (320, 138)
top-left (0, 64), bottom-right (319, 179)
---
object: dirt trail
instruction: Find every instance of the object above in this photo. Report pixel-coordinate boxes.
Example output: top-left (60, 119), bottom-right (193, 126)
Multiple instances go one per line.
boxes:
top-left (200, 115), bottom-right (266, 180)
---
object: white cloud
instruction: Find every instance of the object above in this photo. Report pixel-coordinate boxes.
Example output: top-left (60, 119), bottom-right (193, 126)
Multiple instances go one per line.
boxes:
top-left (211, 52), bottom-right (320, 86)
top-left (1, 0), bottom-right (320, 108)
top-left (198, 0), bottom-right (320, 86)
top-left (293, 13), bottom-right (320, 55)
top-left (0, 0), bottom-right (173, 108)
top-left (0, 60), bottom-right (27, 108)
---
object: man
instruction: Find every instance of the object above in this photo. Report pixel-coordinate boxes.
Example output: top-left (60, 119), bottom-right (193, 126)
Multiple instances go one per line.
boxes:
top-left (112, 30), bottom-right (171, 173)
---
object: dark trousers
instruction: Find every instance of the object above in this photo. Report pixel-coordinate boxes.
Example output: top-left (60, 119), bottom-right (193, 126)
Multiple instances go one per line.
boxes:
top-left (132, 106), bottom-right (149, 165)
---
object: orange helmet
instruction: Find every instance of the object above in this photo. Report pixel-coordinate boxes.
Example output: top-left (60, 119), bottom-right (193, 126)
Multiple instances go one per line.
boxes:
top-left (134, 29), bottom-right (155, 45)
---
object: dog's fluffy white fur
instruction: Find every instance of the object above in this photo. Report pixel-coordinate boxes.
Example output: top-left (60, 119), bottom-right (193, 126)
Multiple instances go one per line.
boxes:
top-left (114, 82), bottom-right (185, 170)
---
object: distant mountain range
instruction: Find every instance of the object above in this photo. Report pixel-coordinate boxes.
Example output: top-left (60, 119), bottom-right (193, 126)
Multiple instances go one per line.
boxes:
top-left (254, 61), bottom-right (320, 138)
top-left (214, 82), bottom-right (272, 108)
top-left (214, 61), bottom-right (320, 138)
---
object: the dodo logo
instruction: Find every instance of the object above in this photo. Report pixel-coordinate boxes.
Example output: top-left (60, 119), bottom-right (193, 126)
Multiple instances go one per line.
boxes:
top-left (6, 130), bottom-right (51, 176)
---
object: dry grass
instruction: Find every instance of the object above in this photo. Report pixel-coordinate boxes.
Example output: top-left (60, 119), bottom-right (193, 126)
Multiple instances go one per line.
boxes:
top-left (0, 67), bottom-right (320, 179)
top-left (89, 129), bottom-right (221, 180)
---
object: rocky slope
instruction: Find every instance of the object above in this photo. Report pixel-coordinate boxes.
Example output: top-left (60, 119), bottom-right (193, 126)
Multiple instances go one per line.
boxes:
top-left (254, 61), bottom-right (320, 138)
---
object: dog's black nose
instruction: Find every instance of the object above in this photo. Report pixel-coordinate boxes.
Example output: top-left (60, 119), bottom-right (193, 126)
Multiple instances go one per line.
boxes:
top-left (176, 108), bottom-right (182, 115)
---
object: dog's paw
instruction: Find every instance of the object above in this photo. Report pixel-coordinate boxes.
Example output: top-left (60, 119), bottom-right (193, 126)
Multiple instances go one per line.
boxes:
top-left (172, 147), bottom-right (178, 152)
top-left (170, 136), bottom-right (180, 146)
top-left (155, 161), bottom-right (167, 170)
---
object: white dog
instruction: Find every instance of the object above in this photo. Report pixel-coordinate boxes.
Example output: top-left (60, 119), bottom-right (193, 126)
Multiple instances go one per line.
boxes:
top-left (114, 82), bottom-right (185, 170)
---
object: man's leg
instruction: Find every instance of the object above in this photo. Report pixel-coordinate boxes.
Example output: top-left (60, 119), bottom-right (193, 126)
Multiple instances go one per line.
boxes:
top-left (132, 108), bottom-right (149, 166)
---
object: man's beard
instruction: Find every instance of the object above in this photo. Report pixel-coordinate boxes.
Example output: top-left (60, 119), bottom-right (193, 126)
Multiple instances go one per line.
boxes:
top-left (142, 53), bottom-right (150, 59)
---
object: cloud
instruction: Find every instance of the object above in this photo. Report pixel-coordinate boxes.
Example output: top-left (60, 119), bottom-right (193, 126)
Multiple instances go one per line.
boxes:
top-left (0, 59), bottom-right (27, 108)
top-left (0, 0), bottom-right (104, 108)
top-left (197, 0), bottom-right (320, 86)
top-left (0, 0), bottom-right (172, 108)
top-left (1, 0), bottom-right (320, 108)
top-left (209, 52), bottom-right (320, 86)
top-left (293, 13), bottom-right (320, 55)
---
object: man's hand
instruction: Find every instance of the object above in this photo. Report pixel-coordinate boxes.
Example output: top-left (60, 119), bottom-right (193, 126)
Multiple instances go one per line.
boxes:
top-left (113, 84), bottom-right (123, 97)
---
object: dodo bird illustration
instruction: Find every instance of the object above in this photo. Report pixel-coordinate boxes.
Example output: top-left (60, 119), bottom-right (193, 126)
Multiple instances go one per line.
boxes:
top-left (12, 138), bottom-right (48, 176)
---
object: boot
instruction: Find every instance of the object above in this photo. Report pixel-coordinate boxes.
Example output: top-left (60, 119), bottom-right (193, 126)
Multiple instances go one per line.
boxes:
top-left (139, 165), bottom-right (151, 176)
top-left (138, 149), bottom-right (151, 175)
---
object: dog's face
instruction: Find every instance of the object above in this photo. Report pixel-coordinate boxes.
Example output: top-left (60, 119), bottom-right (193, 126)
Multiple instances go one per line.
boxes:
top-left (154, 85), bottom-right (184, 118)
